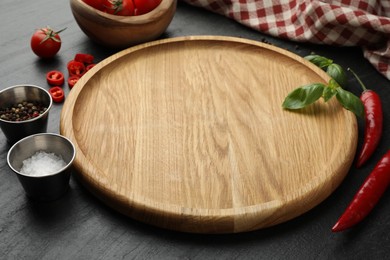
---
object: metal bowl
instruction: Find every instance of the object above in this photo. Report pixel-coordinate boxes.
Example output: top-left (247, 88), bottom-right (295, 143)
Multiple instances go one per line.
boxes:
top-left (0, 84), bottom-right (52, 144)
top-left (7, 133), bottom-right (76, 201)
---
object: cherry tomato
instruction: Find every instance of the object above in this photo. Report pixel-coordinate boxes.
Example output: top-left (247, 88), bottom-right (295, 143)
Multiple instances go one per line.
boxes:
top-left (74, 53), bottom-right (95, 64)
top-left (68, 75), bottom-right (80, 89)
top-left (133, 0), bottom-right (162, 15)
top-left (67, 60), bottom-right (86, 76)
top-left (103, 0), bottom-right (135, 16)
top-left (30, 27), bottom-right (66, 58)
top-left (82, 0), bottom-right (105, 10)
top-left (46, 70), bottom-right (65, 86)
top-left (49, 87), bottom-right (65, 103)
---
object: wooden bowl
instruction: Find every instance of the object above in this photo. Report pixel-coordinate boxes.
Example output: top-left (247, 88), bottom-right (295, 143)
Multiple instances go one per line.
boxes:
top-left (70, 0), bottom-right (177, 49)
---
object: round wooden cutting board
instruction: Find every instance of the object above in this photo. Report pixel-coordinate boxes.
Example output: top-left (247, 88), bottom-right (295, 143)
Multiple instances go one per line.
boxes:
top-left (60, 36), bottom-right (357, 233)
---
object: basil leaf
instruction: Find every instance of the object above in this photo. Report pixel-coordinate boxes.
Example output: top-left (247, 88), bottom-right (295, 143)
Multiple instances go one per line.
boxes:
top-left (304, 55), bottom-right (333, 69)
top-left (335, 88), bottom-right (364, 117)
top-left (328, 78), bottom-right (340, 89)
top-left (282, 83), bottom-right (325, 109)
top-left (323, 86), bottom-right (337, 102)
top-left (326, 63), bottom-right (348, 88)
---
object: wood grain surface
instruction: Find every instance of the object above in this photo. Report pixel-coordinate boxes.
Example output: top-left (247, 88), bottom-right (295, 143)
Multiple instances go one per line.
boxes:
top-left (60, 36), bottom-right (357, 233)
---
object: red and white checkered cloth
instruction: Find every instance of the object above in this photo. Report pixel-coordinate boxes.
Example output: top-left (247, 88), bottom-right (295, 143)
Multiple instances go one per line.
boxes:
top-left (182, 0), bottom-right (390, 81)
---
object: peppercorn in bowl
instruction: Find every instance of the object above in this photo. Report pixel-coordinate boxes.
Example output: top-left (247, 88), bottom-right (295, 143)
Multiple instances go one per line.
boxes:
top-left (0, 84), bottom-right (52, 144)
top-left (70, 0), bottom-right (177, 49)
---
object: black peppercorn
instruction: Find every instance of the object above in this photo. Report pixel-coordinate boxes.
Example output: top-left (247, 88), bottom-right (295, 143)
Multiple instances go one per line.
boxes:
top-left (0, 101), bottom-right (47, 122)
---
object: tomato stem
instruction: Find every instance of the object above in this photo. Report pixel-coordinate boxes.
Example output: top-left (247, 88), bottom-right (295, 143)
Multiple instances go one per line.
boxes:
top-left (39, 27), bottom-right (66, 44)
top-left (55, 27), bottom-right (67, 34)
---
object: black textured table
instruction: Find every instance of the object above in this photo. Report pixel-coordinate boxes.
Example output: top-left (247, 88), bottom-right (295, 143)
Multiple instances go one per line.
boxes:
top-left (1, 1), bottom-right (390, 259)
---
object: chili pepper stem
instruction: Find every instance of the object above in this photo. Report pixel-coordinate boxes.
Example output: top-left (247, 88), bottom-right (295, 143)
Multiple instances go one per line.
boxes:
top-left (348, 68), bottom-right (367, 92)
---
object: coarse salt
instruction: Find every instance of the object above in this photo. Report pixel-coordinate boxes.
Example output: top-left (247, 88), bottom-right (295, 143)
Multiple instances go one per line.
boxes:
top-left (20, 151), bottom-right (67, 177)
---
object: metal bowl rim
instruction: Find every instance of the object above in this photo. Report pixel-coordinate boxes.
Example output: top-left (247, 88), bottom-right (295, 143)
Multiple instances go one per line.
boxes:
top-left (7, 133), bottom-right (76, 178)
top-left (0, 84), bottom-right (53, 124)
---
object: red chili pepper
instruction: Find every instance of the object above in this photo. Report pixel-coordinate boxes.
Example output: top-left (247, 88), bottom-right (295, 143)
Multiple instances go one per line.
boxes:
top-left (332, 150), bottom-right (390, 232)
top-left (49, 86), bottom-right (65, 103)
top-left (74, 53), bottom-right (94, 64)
top-left (348, 68), bottom-right (383, 168)
top-left (46, 70), bottom-right (64, 86)
top-left (68, 75), bottom-right (80, 89)
top-left (67, 60), bottom-right (86, 76)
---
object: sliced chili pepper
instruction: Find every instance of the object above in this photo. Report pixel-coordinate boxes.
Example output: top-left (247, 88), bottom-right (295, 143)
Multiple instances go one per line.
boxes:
top-left (86, 63), bottom-right (96, 71)
top-left (67, 60), bottom-right (86, 76)
top-left (348, 69), bottom-right (383, 168)
top-left (332, 150), bottom-right (390, 232)
top-left (46, 70), bottom-right (64, 86)
top-left (49, 86), bottom-right (65, 103)
top-left (68, 75), bottom-right (80, 89)
top-left (74, 53), bottom-right (94, 64)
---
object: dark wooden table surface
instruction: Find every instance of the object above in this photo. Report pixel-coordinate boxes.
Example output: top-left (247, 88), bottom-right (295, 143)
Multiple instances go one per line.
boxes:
top-left (1, 0), bottom-right (390, 259)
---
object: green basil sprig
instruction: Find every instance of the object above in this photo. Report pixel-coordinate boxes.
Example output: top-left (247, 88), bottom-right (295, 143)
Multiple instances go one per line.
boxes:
top-left (282, 83), bottom-right (325, 109)
top-left (305, 54), bottom-right (348, 88)
top-left (305, 54), bottom-right (333, 69)
top-left (282, 56), bottom-right (364, 118)
top-left (326, 63), bottom-right (347, 88)
top-left (282, 80), bottom-right (363, 117)
top-left (335, 86), bottom-right (364, 117)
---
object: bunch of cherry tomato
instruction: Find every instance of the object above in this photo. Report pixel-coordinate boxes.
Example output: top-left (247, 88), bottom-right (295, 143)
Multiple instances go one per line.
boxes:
top-left (83, 0), bottom-right (162, 16)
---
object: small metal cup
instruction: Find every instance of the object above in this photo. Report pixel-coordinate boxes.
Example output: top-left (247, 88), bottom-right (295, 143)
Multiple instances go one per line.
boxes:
top-left (7, 133), bottom-right (76, 201)
top-left (0, 84), bottom-right (52, 144)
